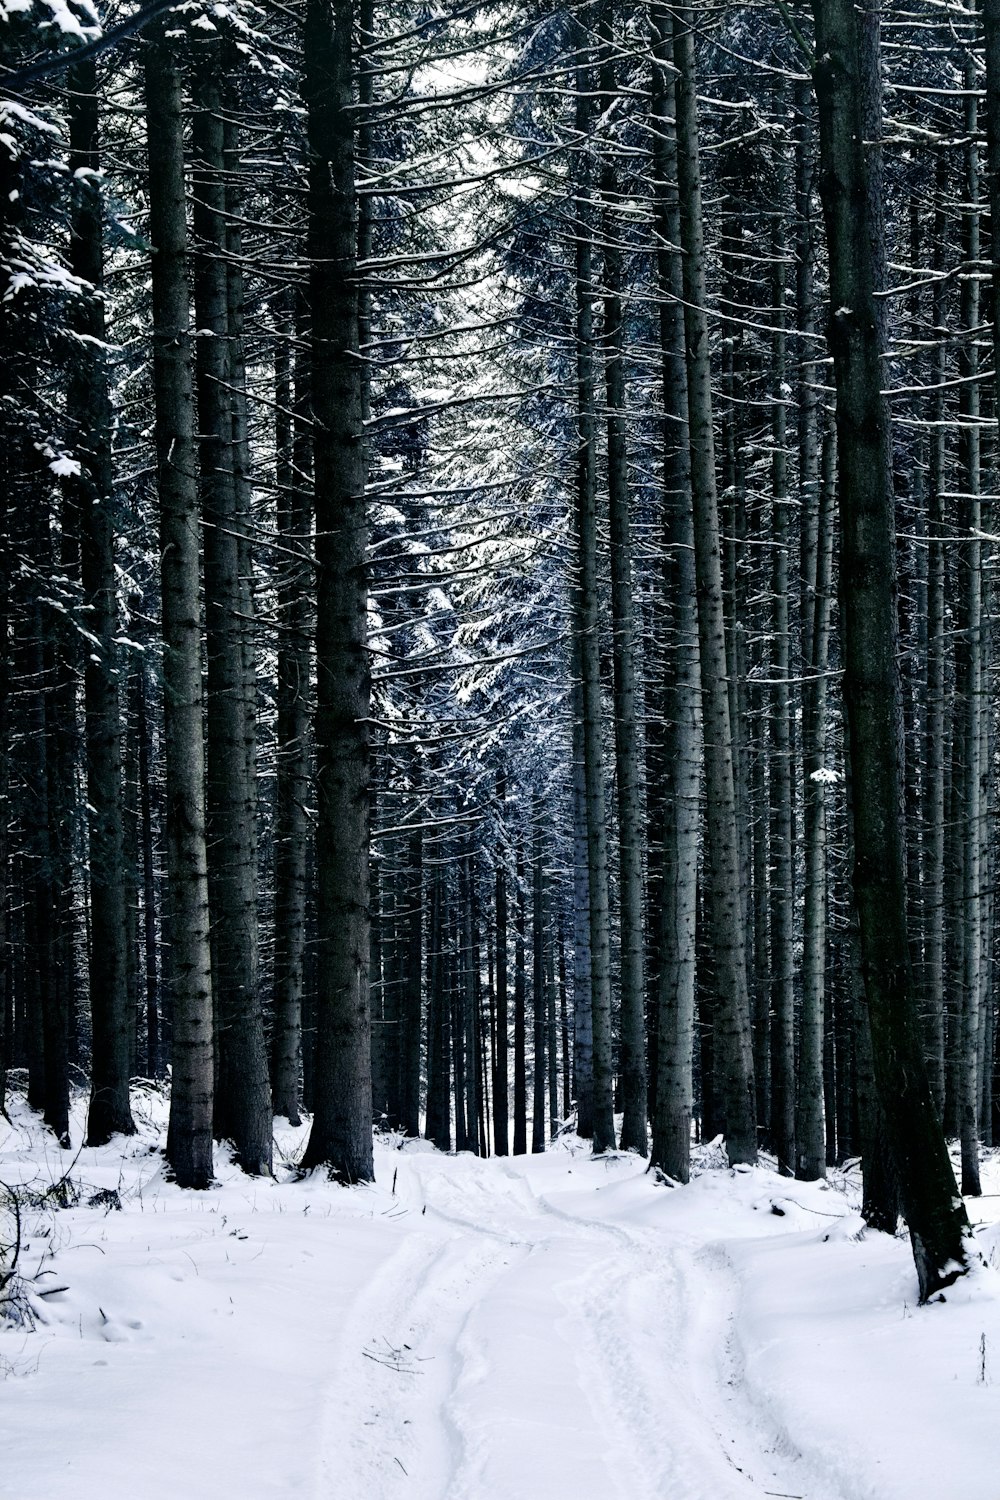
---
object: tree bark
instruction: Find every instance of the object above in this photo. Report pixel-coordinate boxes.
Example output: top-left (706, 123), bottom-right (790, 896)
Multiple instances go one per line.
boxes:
top-left (598, 6), bottom-right (646, 1156)
top-left (146, 22), bottom-right (215, 1189)
top-left (493, 772), bottom-right (509, 1154)
top-left (513, 831), bottom-right (528, 1155)
top-left (300, 0), bottom-right (374, 1182)
top-left (573, 19), bottom-right (615, 1154)
top-left (649, 3), bottom-right (701, 1184)
top-left (532, 799), bottom-right (546, 1154)
top-left (67, 57), bottom-right (135, 1144)
top-left (191, 37), bottom-right (271, 1176)
top-left (674, 5), bottom-right (756, 1165)
top-left (272, 289), bottom-right (312, 1125)
top-left (811, 0), bottom-right (972, 1299)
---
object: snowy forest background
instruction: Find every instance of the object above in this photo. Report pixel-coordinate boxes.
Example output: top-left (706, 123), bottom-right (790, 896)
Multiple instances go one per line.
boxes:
top-left (3, 0), bottom-right (1000, 1324)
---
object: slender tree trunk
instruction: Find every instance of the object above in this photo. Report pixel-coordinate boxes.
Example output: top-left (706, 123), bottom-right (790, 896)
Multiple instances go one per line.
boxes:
top-left (767, 141), bottom-right (801, 1178)
top-left (797, 420), bottom-right (836, 1176)
top-left (191, 38), bottom-right (271, 1175)
top-left (571, 667), bottom-right (594, 1136)
top-left (558, 922), bottom-right (571, 1119)
top-left (465, 852), bottom-right (481, 1154)
top-left (532, 801), bottom-right (546, 1154)
top-left (547, 921), bottom-right (559, 1139)
top-left (0, 508), bottom-right (6, 1115)
top-left (493, 772), bottom-right (509, 1154)
top-left (598, 7), bottom-right (646, 1156)
top-left (401, 820), bottom-right (423, 1137)
top-left (649, 4), bottom-right (701, 1184)
top-left (134, 660), bottom-right (161, 1078)
top-left (66, 58), bottom-right (135, 1144)
top-left (451, 889), bottom-right (468, 1153)
top-left (513, 832), bottom-right (528, 1155)
top-left (573, 19), bottom-right (615, 1153)
top-left (425, 864), bottom-right (450, 1150)
top-left (272, 290), bottom-right (312, 1124)
top-left (674, 5), bottom-right (756, 1165)
top-left (956, 49), bottom-right (983, 1197)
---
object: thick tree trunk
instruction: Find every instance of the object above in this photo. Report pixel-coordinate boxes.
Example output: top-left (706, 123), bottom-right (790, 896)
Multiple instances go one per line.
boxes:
top-left (811, 0), bottom-right (972, 1299)
top-left (301, 0), bottom-right (373, 1181)
top-left (146, 22), bottom-right (215, 1189)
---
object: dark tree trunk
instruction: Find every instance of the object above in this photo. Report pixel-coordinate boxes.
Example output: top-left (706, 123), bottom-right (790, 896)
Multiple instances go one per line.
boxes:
top-left (66, 58), bottom-right (136, 1144)
top-left (649, 4), bottom-right (701, 1184)
top-left (300, 0), bottom-right (374, 1182)
top-left (674, 6), bottom-right (756, 1166)
top-left (400, 821), bottom-right (423, 1138)
top-left (272, 289), bottom-right (312, 1125)
top-left (572, 20), bottom-right (615, 1154)
top-left (513, 832), bottom-right (528, 1155)
top-left (598, 8), bottom-right (646, 1157)
top-left (191, 37), bottom-right (271, 1176)
top-left (136, 660), bottom-right (161, 1078)
top-left (571, 667), bottom-right (594, 1137)
top-left (425, 864), bottom-right (451, 1151)
top-left (532, 800), bottom-right (546, 1154)
top-left (146, 21), bottom-right (215, 1189)
top-left (493, 772), bottom-right (509, 1154)
top-left (811, 0), bottom-right (972, 1300)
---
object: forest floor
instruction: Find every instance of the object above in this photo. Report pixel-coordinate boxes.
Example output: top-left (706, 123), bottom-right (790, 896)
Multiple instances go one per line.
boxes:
top-left (0, 1084), bottom-right (998, 1500)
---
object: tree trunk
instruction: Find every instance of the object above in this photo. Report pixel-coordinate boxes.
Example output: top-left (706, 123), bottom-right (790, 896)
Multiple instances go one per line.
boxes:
top-left (301, 0), bottom-right (373, 1182)
top-left (797, 418), bottom-right (836, 1177)
top-left (649, 4), bottom-right (701, 1184)
top-left (955, 50), bottom-right (983, 1198)
top-left (573, 21), bottom-right (615, 1154)
top-left (146, 21), bottom-right (215, 1189)
top-left (811, 0), bottom-right (972, 1300)
top-left (513, 831), bottom-right (528, 1155)
top-left (67, 58), bottom-right (135, 1144)
top-left (598, 8), bottom-right (646, 1157)
top-left (191, 38), bottom-right (271, 1176)
top-left (571, 666), bottom-right (594, 1137)
top-left (272, 289), bottom-right (312, 1125)
top-left (532, 800), bottom-right (546, 1154)
top-left (493, 772), bottom-right (509, 1154)
top-left (674, 5), bottom-right (756, 1165)
top-left (425, 862), bottom-right (451, 1150)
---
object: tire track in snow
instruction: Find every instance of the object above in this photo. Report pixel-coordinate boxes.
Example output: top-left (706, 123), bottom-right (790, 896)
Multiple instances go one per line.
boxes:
top-left (315, 1154), bottom-right (863, 1500)
top-left (528, 1168), bottom-right (866, 1500)
top-left (311, 1189), bottom-right (527, 1500)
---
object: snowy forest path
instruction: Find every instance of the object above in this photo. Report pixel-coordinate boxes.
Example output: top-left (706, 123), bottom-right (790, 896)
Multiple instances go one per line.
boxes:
top-left (313, 1145), bottom-right (856, 1500)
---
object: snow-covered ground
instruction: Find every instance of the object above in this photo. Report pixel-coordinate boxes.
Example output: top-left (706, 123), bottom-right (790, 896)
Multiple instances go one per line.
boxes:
top-left (0, 1083), bottom-right (998, 1500)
